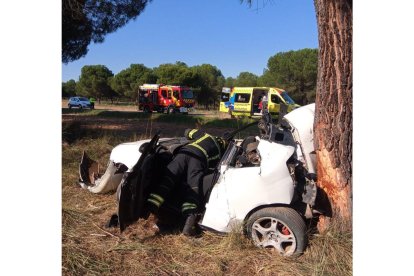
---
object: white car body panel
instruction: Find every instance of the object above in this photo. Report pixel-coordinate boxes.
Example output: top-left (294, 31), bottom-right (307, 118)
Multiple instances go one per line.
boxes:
top-left (82, 138), bottom-right (171, 193)
top-left (109, 141), bottom-right (145, 171)
top-left (109, 138), bottom-right (173, 171)
top-left (201, 103), bottom-right (316, 233)
top-left (284, 103), bottom-right (316, 174)
top-left (200, 139), bottom-right (295, 232)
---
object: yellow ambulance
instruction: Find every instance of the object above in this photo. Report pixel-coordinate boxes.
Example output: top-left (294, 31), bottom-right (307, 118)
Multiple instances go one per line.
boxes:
top-left (219, 87), bottom-right (299, 116)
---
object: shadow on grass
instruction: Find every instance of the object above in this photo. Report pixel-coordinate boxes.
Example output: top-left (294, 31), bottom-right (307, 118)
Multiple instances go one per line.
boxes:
top-left (62, 108), bottom-right (145, 118)
top-left (62, 108), bottom-right (280, 143)
top-left (62, 108), bottom-right (261, 127)
top-left (62, 108), bottom-right (95, 114)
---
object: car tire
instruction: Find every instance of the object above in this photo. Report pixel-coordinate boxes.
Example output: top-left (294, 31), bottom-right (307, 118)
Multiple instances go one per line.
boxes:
top-left (79, 105), bottom-right (83, 110)
top-left (246, 207), bottom-right (307, 257)
top-left (143, 106), bottom-right (151, 113)
top-left (68, 104), bottom-right (72, 109)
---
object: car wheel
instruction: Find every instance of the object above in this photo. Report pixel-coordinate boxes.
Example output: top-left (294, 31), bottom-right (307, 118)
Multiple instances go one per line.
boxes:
top-left (68, 104), bottom-right (72, 109)
top-left (167, 106), bottom-right (174, 114)
top-left (79, 105), bottom-right (83, 110)
top-left (246, 207), bottom-right (307, 257)
top-left (143, 106), bottom-right (151, 113)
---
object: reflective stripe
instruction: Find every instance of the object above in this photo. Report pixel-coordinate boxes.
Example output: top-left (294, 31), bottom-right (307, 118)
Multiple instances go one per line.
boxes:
top-left (147, 198), bottom-right (161, 207)
top-left (182, 206), bottom-right (197, 212)
top-left (194, 134), bottom-right (210, 143)
top-left (182, 202), bottom-right (197, 212)
top-left (149, 193), bottom-right (164, 204)
top-left (188, 133), bottom-right (222, 164)
top-left (208, 154), bottom-right (220, 161)
top-left (189, 143), bottom-right (209, 161)
top-left (188, 129), bottom-right (198, 139)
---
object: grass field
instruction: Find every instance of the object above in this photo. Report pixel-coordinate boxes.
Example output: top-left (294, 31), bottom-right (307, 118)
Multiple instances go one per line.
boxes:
top-left (62, 108), bottom-right (352, 275)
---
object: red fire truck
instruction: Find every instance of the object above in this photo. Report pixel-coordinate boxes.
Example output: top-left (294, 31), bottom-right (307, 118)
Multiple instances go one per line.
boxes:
top-left (138, 84), bottom-right (195, 114)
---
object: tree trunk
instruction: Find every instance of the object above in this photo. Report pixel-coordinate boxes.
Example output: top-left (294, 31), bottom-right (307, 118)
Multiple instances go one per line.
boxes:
top-left (314, 0), bottom-right (352, 230)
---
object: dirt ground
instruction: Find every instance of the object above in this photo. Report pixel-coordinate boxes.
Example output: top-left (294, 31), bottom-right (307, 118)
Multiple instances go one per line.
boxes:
top-left (62, 100), bottom-right (237, 140)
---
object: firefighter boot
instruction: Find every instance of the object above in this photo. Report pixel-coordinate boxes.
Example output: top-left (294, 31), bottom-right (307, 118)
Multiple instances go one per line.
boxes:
top-left (182, 213), bottom-right (198, 236)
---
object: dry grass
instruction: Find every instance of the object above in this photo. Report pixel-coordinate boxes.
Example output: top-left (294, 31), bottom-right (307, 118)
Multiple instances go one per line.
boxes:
top-left (62, 116), bottom-right (352, 276)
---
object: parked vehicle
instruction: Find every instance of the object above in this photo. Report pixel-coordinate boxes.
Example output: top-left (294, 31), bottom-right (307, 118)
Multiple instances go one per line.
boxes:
top-left (68, 97), bottom-right (93, 109)
top-left (219, 87), bottom-right (231, 113)
top-left (219, 87), bottom-right (299, 116)
top-left (79, 104), bottom-right (323, 256)
top-left (138, 84), bottom-right (195, 114)
top-left (167, 85), bottom-right (195, 114)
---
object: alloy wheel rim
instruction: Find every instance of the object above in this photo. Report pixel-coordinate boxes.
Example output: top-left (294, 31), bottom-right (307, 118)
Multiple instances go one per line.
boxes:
top-left (251, 217), bottom-right (296, 256)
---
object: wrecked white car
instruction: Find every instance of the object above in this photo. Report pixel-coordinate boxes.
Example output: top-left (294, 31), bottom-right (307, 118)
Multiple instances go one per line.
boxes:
top-left (79, 104), bottom-right (323, 256)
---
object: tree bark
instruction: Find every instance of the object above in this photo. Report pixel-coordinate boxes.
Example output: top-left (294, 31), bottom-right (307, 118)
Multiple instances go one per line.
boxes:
top-left (314, 0), bottom-right (352, 229)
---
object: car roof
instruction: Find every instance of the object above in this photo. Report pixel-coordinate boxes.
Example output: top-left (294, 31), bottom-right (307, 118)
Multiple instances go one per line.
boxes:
top-left (72, 97), bottom-right (88, 100)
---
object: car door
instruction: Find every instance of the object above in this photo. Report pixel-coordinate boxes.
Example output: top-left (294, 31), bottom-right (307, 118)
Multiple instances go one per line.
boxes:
top-left (268, 93), bottom-right (283, 114)
top-left (233, 93), bottom-right (251, 115)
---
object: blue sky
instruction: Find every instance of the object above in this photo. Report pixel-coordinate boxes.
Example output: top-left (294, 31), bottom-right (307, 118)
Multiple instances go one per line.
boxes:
top-left (62, 0), bottom-right (318, 82)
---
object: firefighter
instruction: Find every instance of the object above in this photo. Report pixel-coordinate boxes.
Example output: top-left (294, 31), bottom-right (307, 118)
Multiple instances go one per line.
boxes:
top-left (146, 128), bottom-right (227, 236)
top-left (89, 97), bottom-right (95, 109)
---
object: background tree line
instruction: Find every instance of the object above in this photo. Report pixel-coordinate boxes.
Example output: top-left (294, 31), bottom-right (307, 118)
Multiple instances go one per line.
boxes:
top-left (62, 48), bottom-right (318, 108)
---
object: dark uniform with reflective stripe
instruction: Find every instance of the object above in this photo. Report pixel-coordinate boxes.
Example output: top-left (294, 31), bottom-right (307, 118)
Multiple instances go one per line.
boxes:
top-left (147, 129), bottom-right (226, 220)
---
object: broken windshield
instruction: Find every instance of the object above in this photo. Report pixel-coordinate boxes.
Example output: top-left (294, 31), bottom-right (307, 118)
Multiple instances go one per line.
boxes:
top-left (280, 92), bottom-right (295, 104)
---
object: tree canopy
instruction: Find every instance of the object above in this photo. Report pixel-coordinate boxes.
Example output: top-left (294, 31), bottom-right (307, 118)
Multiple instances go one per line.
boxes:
top-left (234, 72), bottom-right (259, 87)
top-left (63, 47), bottom-right (318, 105)
top-left (191, 64), bottom-right (225, 108)
top-left (111, 64), bottom-right (157, 99)
top-left (261, 48), bottom-right (318, 104)
top-left (224, 77), bottom-right (235, 88)
top-left (62, 79), bottom-right (76, 97)
top-left (153, 62), bottom-right (199, 86)
top-left (62, 0), bottom-right (151, 63)
top-left (76, 65), bottom-right (115, 99)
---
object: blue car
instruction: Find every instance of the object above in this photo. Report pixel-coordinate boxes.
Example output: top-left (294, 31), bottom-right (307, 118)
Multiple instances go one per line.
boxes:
top-left (68, 97), bottom-right (93, 109)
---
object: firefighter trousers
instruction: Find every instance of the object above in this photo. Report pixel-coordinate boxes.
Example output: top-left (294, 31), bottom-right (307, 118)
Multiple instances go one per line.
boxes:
top-left (147, 151), bottom-right (207, 215)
